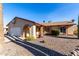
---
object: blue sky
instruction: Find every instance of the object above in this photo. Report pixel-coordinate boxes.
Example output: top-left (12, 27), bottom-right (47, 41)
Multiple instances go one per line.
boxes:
top-left (3, 3), bottom-right (79, 27)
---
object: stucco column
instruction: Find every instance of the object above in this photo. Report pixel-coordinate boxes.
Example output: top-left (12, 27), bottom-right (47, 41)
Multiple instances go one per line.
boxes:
top-left (66, 26), bottom-right (68, 35)
top-left (29, 27), bottom-right (31, 36)
top-left (32, 25), bottom-right (36, 39)
top-left (0, 3), bottom-right (4, 54)
top-left (40, 26), bottom-right (43, 37)
top-left (22, 31), bottom-right (25, 39)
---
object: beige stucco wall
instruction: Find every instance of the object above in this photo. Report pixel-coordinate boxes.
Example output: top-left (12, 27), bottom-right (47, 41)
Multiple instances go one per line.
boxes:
top-left (44, 25), bottom-right (76, 35)
top-left (8, 18), bottom-right (36, 38)
top-left (66, 25), bottom-right (77, 35)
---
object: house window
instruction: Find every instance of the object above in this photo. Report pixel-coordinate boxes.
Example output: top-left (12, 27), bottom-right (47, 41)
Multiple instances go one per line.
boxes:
top-left (60, 26), bottom-right (66, 33)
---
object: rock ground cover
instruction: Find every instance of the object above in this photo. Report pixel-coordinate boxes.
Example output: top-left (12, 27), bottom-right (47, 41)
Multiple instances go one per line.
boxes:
top-left (1, 36), bottom-right (79, 56)
top-left (29, 35), bottom-right (79, 55)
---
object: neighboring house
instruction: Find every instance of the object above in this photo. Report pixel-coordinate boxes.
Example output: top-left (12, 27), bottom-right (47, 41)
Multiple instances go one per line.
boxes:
top-left (7, 17), bottom-right (76, 39)
top-left (41, 20), bottom-right (76, 35)
top-left (7, 17), bottom-right (44, 39)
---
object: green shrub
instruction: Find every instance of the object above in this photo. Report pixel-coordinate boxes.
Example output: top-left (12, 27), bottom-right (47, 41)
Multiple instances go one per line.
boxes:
top-left (26, 35), bottom-right (35, 41)
top-left (51, 30), bottom-right (59, 36)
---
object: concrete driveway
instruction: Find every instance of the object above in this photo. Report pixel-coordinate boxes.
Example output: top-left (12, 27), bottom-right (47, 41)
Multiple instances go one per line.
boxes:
top-left (2, 37), bottom-right (33, 56)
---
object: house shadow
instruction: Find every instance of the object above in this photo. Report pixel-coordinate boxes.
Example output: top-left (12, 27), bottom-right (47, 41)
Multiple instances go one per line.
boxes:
top-left (45, 34), bottom-right (78, 40)
top-left (57, 36), bottom-right (78, 39)
top-left (6, 35), bottom-right (66, 56)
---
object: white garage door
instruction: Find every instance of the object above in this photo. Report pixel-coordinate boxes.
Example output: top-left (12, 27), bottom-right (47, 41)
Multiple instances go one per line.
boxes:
top-left (9, 27), bottom-right (21, 36)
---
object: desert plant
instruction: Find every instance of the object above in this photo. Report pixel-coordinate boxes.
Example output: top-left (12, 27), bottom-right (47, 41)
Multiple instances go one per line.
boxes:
top-left (51, 29), bottom-right (59, 36)
top-left (26, 35), bottom-right (35, 41)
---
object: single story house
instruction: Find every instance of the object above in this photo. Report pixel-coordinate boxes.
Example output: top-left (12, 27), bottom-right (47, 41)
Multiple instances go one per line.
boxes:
top-left (7, 17), bottom-right (44, 39)
top-left (7, 17), bottom-right (76, 39)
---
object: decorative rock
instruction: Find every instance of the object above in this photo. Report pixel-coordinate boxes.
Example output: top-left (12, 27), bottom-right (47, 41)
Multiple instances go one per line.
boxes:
top-left (70, 47), bottom-right (79, 56)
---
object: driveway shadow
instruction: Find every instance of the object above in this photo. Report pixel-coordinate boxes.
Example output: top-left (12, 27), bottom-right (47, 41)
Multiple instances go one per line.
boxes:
top-left (5, 35), bottom-right (66, 56)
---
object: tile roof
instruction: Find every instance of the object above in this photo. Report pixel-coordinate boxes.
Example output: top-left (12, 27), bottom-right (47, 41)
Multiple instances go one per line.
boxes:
top-left (7, 17), bottom-right (43, 26)
top-left (7, 17), bottom-right (76, 27)
top-left (41, 21), bottom-right (76, 26)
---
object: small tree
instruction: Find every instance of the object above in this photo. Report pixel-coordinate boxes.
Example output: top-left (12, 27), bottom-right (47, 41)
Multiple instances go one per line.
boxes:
top-left (43, 20), bottom-right (45, 23)
top-left (78, 16), bottom-right (79, 38)
top-left (48, 20), bottom-right (52, 23)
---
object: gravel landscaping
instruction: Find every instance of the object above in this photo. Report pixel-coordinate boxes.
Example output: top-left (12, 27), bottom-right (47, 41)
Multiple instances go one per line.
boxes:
top-left (29, 35), bottom-right (79, 55)
top-left (2, 36), bottom-right (79, 56)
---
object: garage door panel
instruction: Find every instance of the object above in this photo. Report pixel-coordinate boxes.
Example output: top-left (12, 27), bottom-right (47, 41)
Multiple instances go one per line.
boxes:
top-left (9, 27), bottom-right (21, 36)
